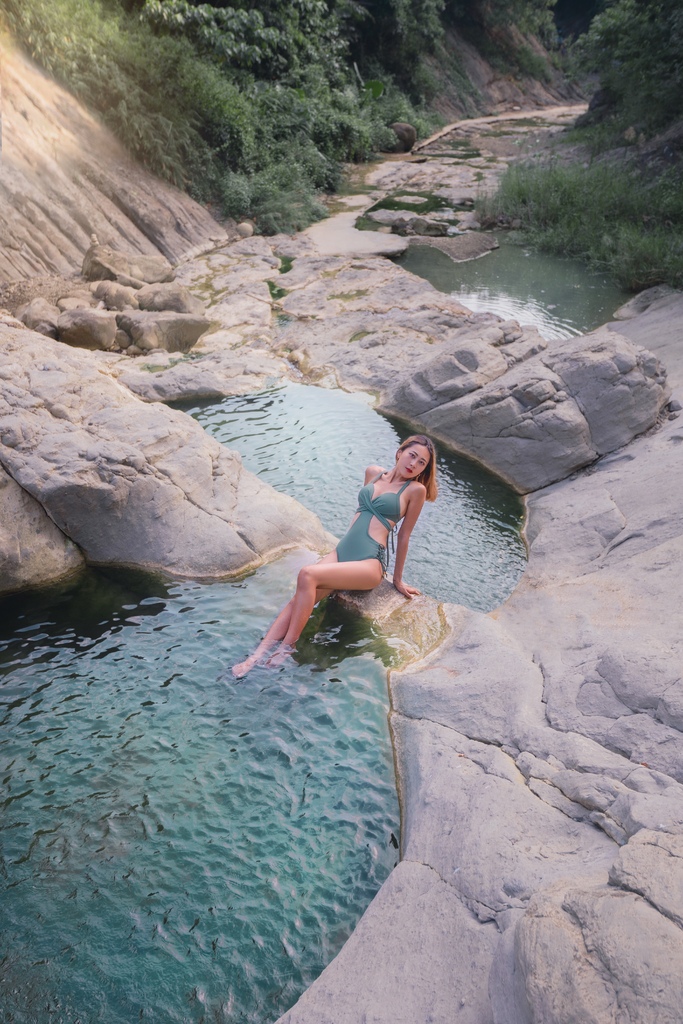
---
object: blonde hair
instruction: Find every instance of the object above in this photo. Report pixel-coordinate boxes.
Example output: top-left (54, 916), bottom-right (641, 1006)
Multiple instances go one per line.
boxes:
top-left (397, 435), bottom-right (438, 501)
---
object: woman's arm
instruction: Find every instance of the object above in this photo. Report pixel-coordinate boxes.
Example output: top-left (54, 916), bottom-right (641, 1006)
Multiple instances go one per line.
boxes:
top-left (392, 483), bottom-right (426, 598)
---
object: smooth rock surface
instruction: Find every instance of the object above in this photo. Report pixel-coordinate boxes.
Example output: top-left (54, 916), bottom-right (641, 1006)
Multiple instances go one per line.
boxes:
top-left (0, 463), bottom-right (84, 593)
top-left (0, 326), bottom-right (331, 578)
top-left (0, 44), bottom-right (227, 282)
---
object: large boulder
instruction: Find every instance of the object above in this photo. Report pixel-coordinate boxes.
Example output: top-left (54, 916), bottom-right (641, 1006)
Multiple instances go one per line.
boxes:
top-left (0, 464), bottom-right (84, 594)
top-left (57, 308), bottom-right (118, 351)
top-left (0, 325), bottom-right (331, 579)
top-left (116, 310), bottom-right (211, 353)
top-left (383, 327), bottom-right (670, 492)
top-left (136, 281), bottom-right (206, 315)
top-left (19, 297), bottom-right (60, 338)
top-left (82, 243), bottom-right (174, 287)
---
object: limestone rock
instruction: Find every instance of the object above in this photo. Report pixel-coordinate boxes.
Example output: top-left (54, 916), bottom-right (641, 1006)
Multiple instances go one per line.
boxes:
top-left (277, 861), bottom-right (498, 1024)
top-left (0, 325), bottom-right (331, 578)
top-left (136, 281), bottom-right (205, 316)
top-left (501, 885), bottom-right (683, 1024)
top-left (0, 463), bottom-right (84, 593)
top-left (609, 830), bottom-right (683, 928)
top-left (57, 308), bottom-right (118, 351)
top-left (116, 310), bottom-right (211, 353)
top-left (612, 284), bottom-right (677, 320)
top-left (0, 45), bottom-right (228, 284)
top-left (383, 326), bottom-right (670, 492)
top-left (114, 341), bottom-right (288, 402)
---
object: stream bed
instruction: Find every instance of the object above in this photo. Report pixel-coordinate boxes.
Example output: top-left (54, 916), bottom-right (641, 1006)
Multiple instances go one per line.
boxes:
top-left (0, 382), bottom-right (524, 1024)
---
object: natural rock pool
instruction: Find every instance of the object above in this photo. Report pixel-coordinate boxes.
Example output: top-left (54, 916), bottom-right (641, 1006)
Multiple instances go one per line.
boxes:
top-left (396, 235), bottom-right (630, 340)
top-left (0, 383), bottom-right (524, 1023)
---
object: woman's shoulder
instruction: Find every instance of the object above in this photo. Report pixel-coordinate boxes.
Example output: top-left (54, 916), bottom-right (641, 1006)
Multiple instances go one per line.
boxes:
top-left (364, 463), bottom-right (385, 483)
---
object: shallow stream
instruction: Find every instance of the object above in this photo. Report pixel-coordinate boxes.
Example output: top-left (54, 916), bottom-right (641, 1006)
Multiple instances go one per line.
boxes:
top-left (397, 235), bottom-right (630, 340)
top-left (0, 383), bottom-right (523, 1023)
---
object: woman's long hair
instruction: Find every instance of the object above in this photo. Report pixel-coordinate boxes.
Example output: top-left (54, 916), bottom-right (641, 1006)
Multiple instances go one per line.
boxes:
top-left (397, 435), bottom-right (438, 501)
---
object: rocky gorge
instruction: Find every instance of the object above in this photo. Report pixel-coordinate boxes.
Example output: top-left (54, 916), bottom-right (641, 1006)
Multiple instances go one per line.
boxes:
top-left (2, 43), bottom-right (682, 1024)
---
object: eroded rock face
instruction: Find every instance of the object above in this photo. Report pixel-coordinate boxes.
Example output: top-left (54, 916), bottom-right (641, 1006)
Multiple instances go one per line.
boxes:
top-left (383, 326), bottom-right (670, 492)
top-left (0, 464), bottom-right (84, 594)
top-left (0, 325), bottom-right (330, 578)
top-left (0, 45), bottom-right (228, 283)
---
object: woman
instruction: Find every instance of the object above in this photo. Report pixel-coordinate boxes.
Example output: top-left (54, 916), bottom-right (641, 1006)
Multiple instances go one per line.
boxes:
top-left (232, 434), bottom-right (438, 677)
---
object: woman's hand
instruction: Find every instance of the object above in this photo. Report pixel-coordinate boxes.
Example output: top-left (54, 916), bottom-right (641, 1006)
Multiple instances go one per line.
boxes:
top-left (392, 578), bottom-right (421, 599)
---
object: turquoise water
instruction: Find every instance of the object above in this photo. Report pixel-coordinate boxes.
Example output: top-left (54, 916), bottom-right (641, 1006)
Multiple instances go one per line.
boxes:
top-left (190, 382), bottom-right (525, 610)
top-left (0, 384), bottom-right (524, 1023)
top-left (396, 236), bottom-right (630, 341)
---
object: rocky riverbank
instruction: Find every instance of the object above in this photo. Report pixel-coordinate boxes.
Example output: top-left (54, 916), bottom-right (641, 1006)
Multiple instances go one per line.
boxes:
top-left (2, 54), bottom-right (681, 1023)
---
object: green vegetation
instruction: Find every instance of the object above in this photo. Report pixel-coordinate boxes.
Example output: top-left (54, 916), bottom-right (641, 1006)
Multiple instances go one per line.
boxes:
top-left (479, 162), bottom-right (683, 290)
top-left (478, 0), bottom-right (683, 292)
top-left (0, 0), bottom-right (562, 233)
top-left (573, 0), bottom-right (683, 134)
top-left (0, 0), bottom-right (443, 232)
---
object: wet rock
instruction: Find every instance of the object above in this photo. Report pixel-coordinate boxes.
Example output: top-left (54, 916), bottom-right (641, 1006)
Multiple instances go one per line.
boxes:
top-left (116, 310), bottom-right (211, 353)
top-left (0, 325), bottom-right (330, 578)
top-left (57, 308), bottom-right (118, 351)
top-left (0, 463), bottom-right (84, 594)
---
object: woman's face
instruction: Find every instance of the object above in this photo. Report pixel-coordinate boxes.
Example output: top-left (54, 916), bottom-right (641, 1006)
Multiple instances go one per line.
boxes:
top-left (396, 443), bottom-right (431, 479)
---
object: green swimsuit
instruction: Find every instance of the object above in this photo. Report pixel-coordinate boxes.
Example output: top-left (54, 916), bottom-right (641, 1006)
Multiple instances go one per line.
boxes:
top-left (336, 474), bottom-right (411, 573)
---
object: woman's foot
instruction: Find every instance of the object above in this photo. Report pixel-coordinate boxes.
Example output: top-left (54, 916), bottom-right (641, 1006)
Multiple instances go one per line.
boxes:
top-left (264, 643), bottom-right (296, 669)
top-left (231, 653), bottom-right (260, 679)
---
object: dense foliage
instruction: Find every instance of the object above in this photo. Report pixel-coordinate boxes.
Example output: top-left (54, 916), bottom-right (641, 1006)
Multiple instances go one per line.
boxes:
top-left (479, 161), bottom-right (683, 291)
top-left (574, 0), bottom-right (683, 134)
top-left (0, 0), bottom-right (561, 231)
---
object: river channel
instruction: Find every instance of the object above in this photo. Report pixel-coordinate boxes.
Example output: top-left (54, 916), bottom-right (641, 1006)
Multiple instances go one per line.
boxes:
top-left (0, 233), bottom-right (626, 1022)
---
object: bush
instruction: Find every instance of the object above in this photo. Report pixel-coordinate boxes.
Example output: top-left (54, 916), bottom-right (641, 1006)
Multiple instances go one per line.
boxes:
top-left (479, 161), bottom-right (683, 290)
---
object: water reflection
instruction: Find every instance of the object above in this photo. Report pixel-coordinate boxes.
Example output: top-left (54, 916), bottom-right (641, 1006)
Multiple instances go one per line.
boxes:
top-left (189, 382), bottom-right (526, 610)
top-left (396, 236), bottom-right (630, 340)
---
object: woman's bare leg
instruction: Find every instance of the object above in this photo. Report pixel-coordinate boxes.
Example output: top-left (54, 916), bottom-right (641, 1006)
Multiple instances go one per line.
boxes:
top-left (231, 553), bottom-right (340, 677)
top-left (266, 558), bottom-right (382, 663)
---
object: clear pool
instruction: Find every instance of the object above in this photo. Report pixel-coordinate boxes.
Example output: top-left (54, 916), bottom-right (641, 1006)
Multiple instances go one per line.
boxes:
top-left (0, 383), bottom-right (525, 1023)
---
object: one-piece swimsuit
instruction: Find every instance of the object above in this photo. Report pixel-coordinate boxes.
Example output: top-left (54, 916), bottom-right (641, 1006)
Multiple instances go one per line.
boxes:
top-left (336, 473), bottom-right (411, 573)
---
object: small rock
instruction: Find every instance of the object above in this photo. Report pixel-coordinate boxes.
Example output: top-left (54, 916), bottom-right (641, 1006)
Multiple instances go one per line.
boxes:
top-left (237, 222), bottom-right (254, 238)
